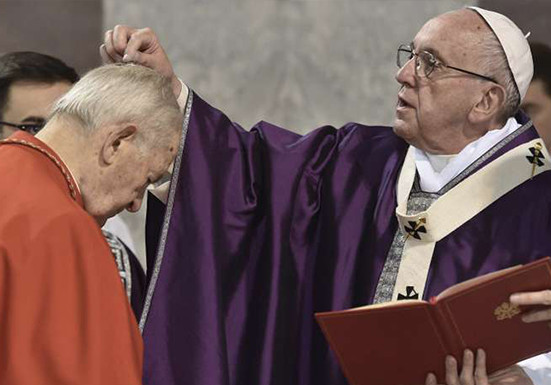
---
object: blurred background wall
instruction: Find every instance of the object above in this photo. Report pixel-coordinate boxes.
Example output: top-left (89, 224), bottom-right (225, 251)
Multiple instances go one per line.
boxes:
top-left (1, 0), bottom-right (548, 131)
top-left (102, 0), bottom-right (483, 131)
top-left (1, 0), bottom-right (549, 263)
top-left (0, 0), bottom-right (102, 74)
top-left (103, 0), bottom-right (474, 131)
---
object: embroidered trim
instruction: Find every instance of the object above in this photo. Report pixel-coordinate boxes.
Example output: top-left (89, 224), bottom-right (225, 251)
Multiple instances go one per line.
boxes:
top-left (0, 138), bottom-right (77, 200)
top-left (527, 143), bottom-right (545, 178)
top-left (438, 119), bottom-right (532, 194)
top-left (374, 120), bottom-right (537, 304)
top-left (391, 138), bottom-right (550, 301)
top-left (139, 89), bottom-right (194, 333)
top-left (373, 231), bottom-right (406, 304)
top-left (372, 194), bottom-right (436, 304)
top-left (103, 230), bottom-right (132, 300)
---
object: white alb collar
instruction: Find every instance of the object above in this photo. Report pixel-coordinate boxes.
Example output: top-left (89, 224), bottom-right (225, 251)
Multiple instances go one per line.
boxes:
top-left (414, 117), bottom-right (521, 192)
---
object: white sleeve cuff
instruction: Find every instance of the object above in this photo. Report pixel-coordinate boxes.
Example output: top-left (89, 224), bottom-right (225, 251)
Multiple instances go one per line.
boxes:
top-left (518, 353), bottom-right (551, 385)
top-left (176, 78), bottom-right (189, 113)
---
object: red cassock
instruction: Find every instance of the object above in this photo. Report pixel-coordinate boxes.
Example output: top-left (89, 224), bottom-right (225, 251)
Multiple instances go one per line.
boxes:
top-left (0, 131), bottom-right (143, 384)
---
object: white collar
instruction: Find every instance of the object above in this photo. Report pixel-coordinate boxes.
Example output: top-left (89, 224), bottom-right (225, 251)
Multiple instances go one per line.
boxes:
top-left (414, 117), bottom-right (521, 192)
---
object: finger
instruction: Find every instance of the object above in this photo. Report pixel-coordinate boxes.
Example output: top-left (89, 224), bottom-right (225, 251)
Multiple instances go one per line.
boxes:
top-left (445, 355), bottom-right (460, 385)
top-left (459, 349), bottom-right (474, 385)
top-left (112, 24), bottom-right (136, 55)
top-left (521, 308), bottom-right (551, 323)
top-left (510, 290), bottom-right (551, 305)
top-left (474, 349), bottom-right (488, 385)
top-left (99, 44), bottom-right (115, 64)
top-left (123, 27), bottom-right (157, 63)
top-left (425, 373), bottom-right (438, 385)
top-left (104, 30), bottom-right (123, 62)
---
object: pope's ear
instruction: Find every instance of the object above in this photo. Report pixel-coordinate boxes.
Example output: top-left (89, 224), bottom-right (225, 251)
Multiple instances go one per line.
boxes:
top-left (470, 84), bottom-right (507, 125)
top-left (101, 124), bottom-right (138, 165)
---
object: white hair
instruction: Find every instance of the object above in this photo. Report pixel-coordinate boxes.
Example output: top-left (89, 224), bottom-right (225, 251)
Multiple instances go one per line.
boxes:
top-left (476, 30), bottom-right (520, 121)
top-left (51, 63), bottom-right (182, 149)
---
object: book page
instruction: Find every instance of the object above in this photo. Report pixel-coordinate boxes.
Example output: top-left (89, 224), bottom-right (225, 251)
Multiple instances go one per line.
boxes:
top-left (333, 299), bottom-right (426, 313)
top-left (436, 265), bottom-right (520, 301)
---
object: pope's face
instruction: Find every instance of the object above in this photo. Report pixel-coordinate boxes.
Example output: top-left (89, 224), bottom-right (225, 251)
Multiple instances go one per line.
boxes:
top-left (393, 11), bottom-right (493, 154)
top-left (1, 80), bottom-right (72, 138)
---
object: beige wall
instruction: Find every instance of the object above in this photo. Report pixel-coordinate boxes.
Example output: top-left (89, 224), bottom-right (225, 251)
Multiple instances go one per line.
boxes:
top-left (1, 0), bottom-right (547, 128)
top-left (103, 0), bottom-right (475, 134)
top-left (0, 0), bottom-right (102, 75)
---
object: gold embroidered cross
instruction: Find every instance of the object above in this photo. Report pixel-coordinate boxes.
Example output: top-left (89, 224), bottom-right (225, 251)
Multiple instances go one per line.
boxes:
top-left (526, 142), bottom-right (545, 179)
top-left (404, 217), bottom-right (427, 241)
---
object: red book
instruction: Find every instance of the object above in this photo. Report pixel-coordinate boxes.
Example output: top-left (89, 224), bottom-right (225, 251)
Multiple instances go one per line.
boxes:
top-left (315, 257), bottom-right (551, 385)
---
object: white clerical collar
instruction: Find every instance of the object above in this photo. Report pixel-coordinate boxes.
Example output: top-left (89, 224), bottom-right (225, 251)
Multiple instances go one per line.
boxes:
top-left (414, 117), bottom-right (521, 192)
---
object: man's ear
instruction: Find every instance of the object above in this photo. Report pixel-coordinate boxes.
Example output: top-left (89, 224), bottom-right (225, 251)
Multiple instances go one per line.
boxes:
top-left (100, 124), bottom-right (138, 165)
top-left (469, 84), bottom-right (507, 125)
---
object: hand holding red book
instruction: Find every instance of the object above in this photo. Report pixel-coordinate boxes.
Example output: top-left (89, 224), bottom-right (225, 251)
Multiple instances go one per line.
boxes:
top-left (425, 349), bottom-right (533, 385)
top-left (316, 257), bottom-right (551, 385)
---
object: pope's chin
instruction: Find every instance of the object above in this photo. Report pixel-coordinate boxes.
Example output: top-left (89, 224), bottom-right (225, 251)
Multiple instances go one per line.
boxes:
top-left (392, 117), bottom-right (415, 143)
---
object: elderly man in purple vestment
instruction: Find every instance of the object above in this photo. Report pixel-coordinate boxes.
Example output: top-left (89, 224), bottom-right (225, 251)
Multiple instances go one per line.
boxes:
top-left (103, 6), bottom-right (551, 385)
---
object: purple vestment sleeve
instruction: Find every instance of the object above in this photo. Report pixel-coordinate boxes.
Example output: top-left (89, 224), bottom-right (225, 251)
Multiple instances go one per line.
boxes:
top-left (142, 92), bottom-right (406, 385)
top-left (142, 92), bottom-right (551, 385)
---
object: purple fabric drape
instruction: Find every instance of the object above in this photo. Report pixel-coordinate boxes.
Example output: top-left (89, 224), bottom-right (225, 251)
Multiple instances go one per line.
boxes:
top-left (142, 92), bottom-right (551, 385)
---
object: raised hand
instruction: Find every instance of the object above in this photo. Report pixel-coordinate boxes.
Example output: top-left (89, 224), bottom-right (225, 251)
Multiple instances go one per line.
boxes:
top-left (101, 25), bottom-right (181, 97)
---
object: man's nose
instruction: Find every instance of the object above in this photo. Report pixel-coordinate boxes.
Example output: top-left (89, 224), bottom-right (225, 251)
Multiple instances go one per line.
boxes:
top-left (395, 57), bottom-right (416, 88)
top-left (126, 197), bottom-right (143, 213)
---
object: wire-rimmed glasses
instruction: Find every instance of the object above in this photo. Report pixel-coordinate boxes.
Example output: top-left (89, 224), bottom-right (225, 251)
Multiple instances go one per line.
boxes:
top-left (396, 44), bottom-right (498, 84)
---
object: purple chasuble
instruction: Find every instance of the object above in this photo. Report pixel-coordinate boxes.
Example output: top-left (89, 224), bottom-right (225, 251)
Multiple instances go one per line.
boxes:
top-left (141, 91), bottom-right (551, 385)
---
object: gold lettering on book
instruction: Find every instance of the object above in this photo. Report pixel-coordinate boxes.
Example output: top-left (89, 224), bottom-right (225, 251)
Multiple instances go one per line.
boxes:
top-left (494, 302), bottom-right (521, 321)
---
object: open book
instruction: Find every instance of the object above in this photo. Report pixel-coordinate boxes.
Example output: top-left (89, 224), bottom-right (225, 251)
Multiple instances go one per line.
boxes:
top-left (315, 257), bottom-right (551, 385)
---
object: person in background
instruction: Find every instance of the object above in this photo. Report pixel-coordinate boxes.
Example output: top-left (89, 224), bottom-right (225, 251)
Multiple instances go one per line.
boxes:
top-left (0, 51), bottom-right (146, 318)
top-left (0, 51), bottom-right (77, 139)
top-left (521, 42), bottom-right (551, 151)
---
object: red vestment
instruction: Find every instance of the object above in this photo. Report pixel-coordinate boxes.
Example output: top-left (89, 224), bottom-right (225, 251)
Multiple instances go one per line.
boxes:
top-left (0, 131), bottom-right (143, 384)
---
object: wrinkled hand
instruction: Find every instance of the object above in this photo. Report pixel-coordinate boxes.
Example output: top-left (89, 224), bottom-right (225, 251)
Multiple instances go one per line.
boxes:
top-left (488, 365), bottom-right (532, 385)
top-left (101, 25), bottom-right (181, 97)
top-left (425, 349), bottom-right (533, 385)
top-left (510, 290), bottom-right (551, 324)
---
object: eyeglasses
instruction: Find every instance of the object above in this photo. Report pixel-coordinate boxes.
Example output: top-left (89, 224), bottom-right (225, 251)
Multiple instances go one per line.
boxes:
top-left (0, 121), bottom-right (45, 135)
top-left (396, 44), bottom-right (498, 84)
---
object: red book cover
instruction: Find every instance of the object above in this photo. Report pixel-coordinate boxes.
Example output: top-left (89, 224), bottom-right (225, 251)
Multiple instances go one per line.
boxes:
top-left (315, 257), bottom-right (551, 385)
